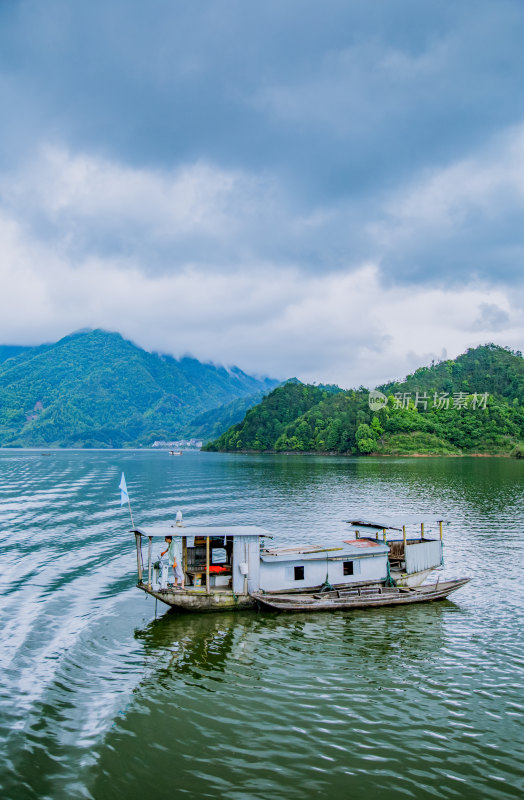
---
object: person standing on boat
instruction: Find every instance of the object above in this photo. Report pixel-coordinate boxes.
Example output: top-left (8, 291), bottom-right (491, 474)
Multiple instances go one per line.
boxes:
top-left (161, 536), bottom-right (185, 589)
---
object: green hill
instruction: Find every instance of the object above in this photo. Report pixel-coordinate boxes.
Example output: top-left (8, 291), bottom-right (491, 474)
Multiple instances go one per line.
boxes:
top-left (204, 344), bottom-right (524, 456)
top-left (0, 330), bottom-right (278, 448)
top-left (181, 390), bottom-right (269, 442)
top-left (204, 382), bottom-right (344, 452)
top-left (379, 343), bottom-right (524, 401)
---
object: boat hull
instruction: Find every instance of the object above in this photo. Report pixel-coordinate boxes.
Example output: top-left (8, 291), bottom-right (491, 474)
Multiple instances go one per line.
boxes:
top-left (251, 578), bottom-right (471, 613)
top-left (138, 583), bottom-right (255, 611)
top-left (391, 568), bottom-right (434, 588)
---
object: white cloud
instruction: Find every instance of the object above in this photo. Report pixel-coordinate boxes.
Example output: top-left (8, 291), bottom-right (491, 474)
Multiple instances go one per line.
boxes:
top-left (373, 122), bottom-right (524, 266)
top-left (1, 200), bottom-right (523, 387)
top-left (5, 126), bottom-right (524, 285)
top-left (1, 139), bottom-right (524, 388)
top-left (1, 146), bottom-right (282, 266)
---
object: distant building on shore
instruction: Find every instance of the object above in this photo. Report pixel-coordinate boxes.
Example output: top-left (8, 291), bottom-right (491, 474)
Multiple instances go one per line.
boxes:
top-left (152, 439), bottom-right (203, 449)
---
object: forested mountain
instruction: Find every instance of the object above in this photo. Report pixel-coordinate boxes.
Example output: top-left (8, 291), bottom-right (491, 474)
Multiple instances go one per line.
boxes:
top-left (179, 390), bottom-right (269, 442)
top-left (0, 330), bottom-right (278, 447)
top-left (204, 344), bottom-right (524, 456)
top-left (379, 343), bottom-right (524, 402)
top-left (0, 345), bottom-right (31, 364)
top-left (204, 383), bottom-right (341, 451)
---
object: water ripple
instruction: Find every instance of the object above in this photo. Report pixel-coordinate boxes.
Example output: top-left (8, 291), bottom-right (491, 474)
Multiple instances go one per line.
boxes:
top-left (0, 451), bottom-right (523, 800)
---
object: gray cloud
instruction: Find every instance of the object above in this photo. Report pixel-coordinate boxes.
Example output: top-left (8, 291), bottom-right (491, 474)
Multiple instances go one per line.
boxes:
top-left (0, 1), bottom-right (522, 282)
top-left (0, 1), bottom-right (524, 383)
top-left (2, 2), bottom-right (524, 198)
top-left (471, 303), bottom-right (511, 332)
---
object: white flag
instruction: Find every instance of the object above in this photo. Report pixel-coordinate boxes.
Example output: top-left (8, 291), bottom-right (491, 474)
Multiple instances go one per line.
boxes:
top-left (119, 472), bottom-right (129, 506)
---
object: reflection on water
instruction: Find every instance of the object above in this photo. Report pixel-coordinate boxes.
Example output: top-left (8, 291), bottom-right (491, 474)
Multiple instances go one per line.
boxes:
top-left (90, 606), bottom-right (454, 800)
top-left (0, 451), bottom-right (523, 799)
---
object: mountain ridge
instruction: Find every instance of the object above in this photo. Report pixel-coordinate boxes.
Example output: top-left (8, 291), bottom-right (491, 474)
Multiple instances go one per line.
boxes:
top-left (0, 329), bottom-right (278, 447)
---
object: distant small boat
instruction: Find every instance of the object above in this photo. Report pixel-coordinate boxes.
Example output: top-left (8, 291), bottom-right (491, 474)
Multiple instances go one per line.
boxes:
top-left (169, 450), bottom-right (183, 456)
top-left (251, 578), bottom-right (471, 613)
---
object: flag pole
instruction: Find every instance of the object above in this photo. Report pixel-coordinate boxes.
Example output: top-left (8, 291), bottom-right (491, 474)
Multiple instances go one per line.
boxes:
top-left (127, 495), bottom-right (135, 529)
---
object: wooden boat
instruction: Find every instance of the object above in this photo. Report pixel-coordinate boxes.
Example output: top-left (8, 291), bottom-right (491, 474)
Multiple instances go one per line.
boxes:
top-left (131, 514), bottom-right (470, 614)
top-left (251, 577), bottom-right (471, 613)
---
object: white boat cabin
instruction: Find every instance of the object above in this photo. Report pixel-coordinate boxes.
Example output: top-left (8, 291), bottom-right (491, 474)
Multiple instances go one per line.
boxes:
top-left (258, 540), bottom-right (389, 591)
top-left (133, 525), bottom-right (265, 595)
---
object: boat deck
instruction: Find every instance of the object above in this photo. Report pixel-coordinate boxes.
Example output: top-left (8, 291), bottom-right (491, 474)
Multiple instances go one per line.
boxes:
top-left (252, 577), bottom-right (471, 612)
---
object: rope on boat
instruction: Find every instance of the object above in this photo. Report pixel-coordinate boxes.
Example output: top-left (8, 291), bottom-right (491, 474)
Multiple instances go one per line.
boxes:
top-left (386, 559), bottom-right (396, 587)
top-left (319, 554), bottom-right (335, 593)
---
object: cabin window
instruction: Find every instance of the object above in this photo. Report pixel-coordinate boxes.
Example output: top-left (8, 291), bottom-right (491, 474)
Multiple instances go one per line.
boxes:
top-left (343, 561), bottom-right (354, 576)
top-left (294, 565), bottom-right (305, 581)
top-left (212, 548), bottom-right (227, 565)
top-left (186, 546), bottom-right (205, 569)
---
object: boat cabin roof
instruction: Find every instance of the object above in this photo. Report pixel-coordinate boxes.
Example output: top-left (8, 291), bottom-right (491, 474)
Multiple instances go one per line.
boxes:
top-left (133, 525), bottom-right (270, 539)
top-left (346, 514), bottom-right (446, 533)
top-left (261, 538), bottom-right (389, 561)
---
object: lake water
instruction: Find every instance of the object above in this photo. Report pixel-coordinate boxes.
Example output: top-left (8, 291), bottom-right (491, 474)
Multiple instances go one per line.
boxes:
top-left (0, 450), bottom-right (523, 800)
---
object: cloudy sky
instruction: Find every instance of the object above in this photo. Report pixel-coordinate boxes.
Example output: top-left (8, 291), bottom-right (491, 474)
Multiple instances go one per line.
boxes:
top-left (1, 0), bottom-right (523, 386)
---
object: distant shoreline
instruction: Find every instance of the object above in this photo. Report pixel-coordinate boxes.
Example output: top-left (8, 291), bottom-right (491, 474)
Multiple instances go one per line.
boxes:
top-left (0, 446), bottom-right (202, 452)
top-left (203, 449), bottom-right (517, 458)
top-left (0, 447), bottom-right (519, 459)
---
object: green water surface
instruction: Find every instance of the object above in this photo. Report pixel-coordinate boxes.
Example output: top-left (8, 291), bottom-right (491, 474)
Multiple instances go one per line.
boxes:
top-left (0, 451), bottom-right (523, 799)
